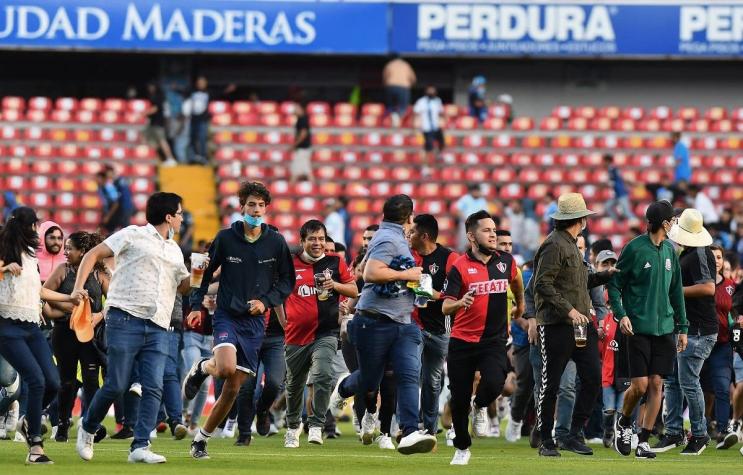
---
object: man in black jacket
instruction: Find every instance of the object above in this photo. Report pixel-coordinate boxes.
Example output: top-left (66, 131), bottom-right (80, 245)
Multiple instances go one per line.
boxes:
top-left (183, 181), bottom-right (295, 459)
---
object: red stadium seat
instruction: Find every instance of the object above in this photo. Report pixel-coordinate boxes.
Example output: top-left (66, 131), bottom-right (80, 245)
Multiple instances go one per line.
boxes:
top-left (599, 106), bottom-right (621, 119)
top-left (511, 117), bottom-right (534, 131)
top-left (2, 96), bottom-right (24, 110)
top-left (29, 97), bottom-right (51, 111)
top-left (705, 107), bottom-right (727, 121)
top-left (333, 103), bottom-right (356, 116)
top-left (539, 117), bottom-right (561, 131)
top-left (622, 106), bottom-right (644, 121)
top-left (55, 97), bottom-right (78, 111)
top-left (552, 106), bottom-right (572, 119)
top-left (361, 103), bottom-right (385, 117)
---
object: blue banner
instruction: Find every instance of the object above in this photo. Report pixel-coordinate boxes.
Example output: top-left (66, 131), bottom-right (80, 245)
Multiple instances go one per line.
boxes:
top-left (0, 0), bottom-right (388, 53)
top-left (390, 2), bottom-right (743, 57)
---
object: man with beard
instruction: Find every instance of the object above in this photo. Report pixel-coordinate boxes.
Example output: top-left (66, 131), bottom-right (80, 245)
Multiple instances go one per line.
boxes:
top-left (37, 221), bottom-right (65, 283)
top-left (442, 210), bottom-right (524, 465)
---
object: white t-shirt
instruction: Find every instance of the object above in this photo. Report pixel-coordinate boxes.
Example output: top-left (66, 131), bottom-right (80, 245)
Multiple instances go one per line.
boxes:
top-left (190, 91), bottom-right (209, 116)
top-left (413, 96), bottom-right (443, 133)
top-left (0, 252), bottom-right (41, 323)
top-left (325, 212), bottom-right (346, 247)
top-left (694, 192), bottom-right (719, 224)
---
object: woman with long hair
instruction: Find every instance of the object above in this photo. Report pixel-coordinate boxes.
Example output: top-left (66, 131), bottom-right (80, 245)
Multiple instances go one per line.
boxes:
top-left (0, 207), bottom-right (86, 464)
top-left (43, 231), bottom-right (109, 442)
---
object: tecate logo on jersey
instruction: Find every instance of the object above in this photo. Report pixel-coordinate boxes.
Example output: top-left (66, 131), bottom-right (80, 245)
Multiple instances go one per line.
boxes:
top-left (467, 279), bottom-right (508, 296)
top-left (417, 4), bottom-right (615, 42)
top-left (681, 6), bottom-right (743, 42)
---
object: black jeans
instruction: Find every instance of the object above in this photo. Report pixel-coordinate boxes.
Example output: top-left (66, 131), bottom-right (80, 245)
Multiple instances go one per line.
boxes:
top-left (536, 323), bottom-right (601, 441)
top-left (510, 344), bottom-right (534, 423)
top-left (448, 337), bottom-right (508, 450)
top-left (52, 322), bottom-right (100, 422)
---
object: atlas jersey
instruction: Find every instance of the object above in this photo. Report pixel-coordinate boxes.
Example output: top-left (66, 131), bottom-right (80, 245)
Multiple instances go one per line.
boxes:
top-left (412, 245), bottom-right (459, 335)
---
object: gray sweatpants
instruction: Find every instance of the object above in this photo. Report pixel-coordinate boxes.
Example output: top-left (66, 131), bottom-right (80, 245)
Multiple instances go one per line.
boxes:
top-left (285, 335), bottom-right (338, 429)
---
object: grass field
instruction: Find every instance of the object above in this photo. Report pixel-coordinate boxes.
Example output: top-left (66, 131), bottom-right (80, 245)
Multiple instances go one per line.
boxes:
top-left (1, 420), bottom-right (742, 474)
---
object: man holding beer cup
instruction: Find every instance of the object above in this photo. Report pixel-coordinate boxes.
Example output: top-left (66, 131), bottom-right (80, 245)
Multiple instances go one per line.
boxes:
top-left (282, 220), bottom-right (358, 448)
top-left (183, 182), bottom-right (295, 460)
top-left (533, 193), bottom-right (609, 458)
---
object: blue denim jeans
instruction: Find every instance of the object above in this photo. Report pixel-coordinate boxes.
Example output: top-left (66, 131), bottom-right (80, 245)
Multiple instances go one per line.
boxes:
top-left (529, 343), bottom-right (576, 439)
top-left (0, 354), bottom-right (19, 414)
top-left (190, 118), bottom-right (209, 160)
top-left (160, 329), bottom-right (183, 426)
top-left (237, 335), bottom-right (286, 436)
top-left (700, 342), bottom-right (733, 429)
top-left (83, 308), bottom-right (168, 450)
top-left (349, 314), bottom-right (421, 437)
top-left (418, 330), bottom-right (448, 434)
top-left (181, 331), bottom-right (213, 426)
top-left (602, 386), bottom-right (625, 413)
top-left (664, 333), bottom-right (717, 437)
top-left (0, 319), bottom-right (60, 439)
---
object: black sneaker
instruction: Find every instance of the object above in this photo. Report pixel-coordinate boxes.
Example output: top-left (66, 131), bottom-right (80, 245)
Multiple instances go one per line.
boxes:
top-left (325, 430), bottom-right (339, 439)
top-left (613, 418), bottom-right (633, 457)
top-left (190, 439), bottom-right (210, 460)
top-left (650, 432), bottom-right (685, 453)
top-left (235, 434), bottom-right (252, 446)
top-left (560, 434), bottom-right (593, 455)
top-left (538, 439), bottom-right (561, 457)
top-left (111, 426), bottom-right (133, 440)
top-left (635, 442), bottom-right (657, 459)
top-left (529, 424), bottom-right (541, 449)
top-left (256, 410), bottom-right (271, 436)
top-left (55, 420), bottom-right (70, 443)
top-left (94, 425), bottom-right (107, 443)
top-left (716, 429), bottom-right (739, 450)
top-left (681, 434), bottom-right (710, 455)
top-left (602, 414), bottom-right (614, 448)
top-left (183, 358), bottom-right (210, 400)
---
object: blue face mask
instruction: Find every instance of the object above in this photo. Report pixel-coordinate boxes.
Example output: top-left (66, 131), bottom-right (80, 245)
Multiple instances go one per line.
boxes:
top-left (167, 226), bottom-right (175, 240)
top-left (244, 214), bottom-right (263, 228)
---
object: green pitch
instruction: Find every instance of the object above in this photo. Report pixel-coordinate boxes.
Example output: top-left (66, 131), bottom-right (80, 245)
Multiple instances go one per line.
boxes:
top-left (1, 421), bottom-right (741, 475)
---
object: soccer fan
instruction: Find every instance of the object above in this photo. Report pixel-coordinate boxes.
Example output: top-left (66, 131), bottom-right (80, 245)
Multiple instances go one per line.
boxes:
top-left (382, 53), bottom-right (416, 127)
top-left (283, 220), bottom-right (357, 448)
top-left (74, 193), bottom-right (191, 464)
top-left (442, 211), bottom-right (524, 465)
top-left (533, 193), bottom-right (609, 457)
top-left (408, 214), bottom-right (458, 436)
top-left (42, 232), bottom-right (109, 443)
top-left (455, 185), bottom-right (489, 252)
top-left (701, 244), bottom-right (739, 449)
top-left (289, 102), bottom-right (313, 184)
top-left (37, 221), bottom-right (65, 283)
top-left (361, 224), bottom-right (379, 253)
top-left (603, 154), bottom-right (635, 220)
top-left (661, 209), bottom-right (717, 455)
top-left (182, 293), bottom-right (215, 435)
top-left (183, 181), bottom-right (295, 460)
top-left (413, 86), bottom-right (445, 169)
top-left (0, 207), bottom-right (85, 465)
top-left (607, 200), bottom-right (687, 459)
top-left (671, 131), bottom-right (692, 186)
top-left (467, 75), bottom-right (487, 124)
top-left (347, 194), bottom-right (436, 454)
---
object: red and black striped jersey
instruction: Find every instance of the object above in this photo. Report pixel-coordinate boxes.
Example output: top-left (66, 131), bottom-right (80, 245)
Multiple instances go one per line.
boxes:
top-left (284, 252), bottom-right (354, 345)
top-left (442, 250), bottom-right (518, 343)
top-left (412, 245), bottom-right (459, 335)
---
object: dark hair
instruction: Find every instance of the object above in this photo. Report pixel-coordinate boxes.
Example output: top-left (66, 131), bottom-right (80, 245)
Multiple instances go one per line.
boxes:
top-left (495, 229), bottom-right (511, 237)
top-left (0, 207), bottom-right (39, 265)
top-left (725, 251), bottom-right (739, 270)
top-left (465, 210), bottom-right (493, 234)
top-left (555, 217), bottom-right (583, 231)
top-left (710, 244), bottom-right (724, 255)
top-left (602, 153), bottom-right (613, 164)
top-left (648, 221), bottom-right (664, 234)
top-left (238, 181), bottom-right (272, 206)
top-left (688, 183), bottom-right (701, 193)
top-left (325, 236), bottom-right (334, 244)
top-left (413, 214), bottom-right (439, 241)
top-left (382, 194), bottom-right (414, 224)
top-left (145, 192), bottom-right (182, 226)
top-left (352, 252), bottom-right (366, 268)
top-left (68, 231), bottom-right (106, 272)
top-left (334, 242), bottom-right (346, 253)
top-left (299, 219), bottom-right (327, 241)
top-left (590, 238), bottom-right (613, 256)
top-left (365, 224), bottom-right (379, 232)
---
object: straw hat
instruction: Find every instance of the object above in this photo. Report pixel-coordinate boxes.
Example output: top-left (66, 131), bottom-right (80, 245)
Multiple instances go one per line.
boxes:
top-left (669, 208), bottom-right (713, 247)
top-left (550, 193), bottom-right (596, 221)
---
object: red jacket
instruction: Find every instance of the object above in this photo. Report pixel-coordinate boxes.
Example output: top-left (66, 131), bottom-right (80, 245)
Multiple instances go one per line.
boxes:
top-left (600, 313), bottom-right (620, 388)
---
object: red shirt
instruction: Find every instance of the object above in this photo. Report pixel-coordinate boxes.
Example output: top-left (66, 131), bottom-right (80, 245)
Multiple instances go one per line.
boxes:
top-left (716, 278), bottom-right (736, 344)
top-left (284, 253), bottom-right (354, 345)
top-left (442, 250), bottom-right (518, 344)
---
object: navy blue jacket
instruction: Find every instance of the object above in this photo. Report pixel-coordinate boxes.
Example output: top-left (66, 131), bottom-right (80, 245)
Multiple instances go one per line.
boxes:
top-left (190, 222), bottom-right (295, 316)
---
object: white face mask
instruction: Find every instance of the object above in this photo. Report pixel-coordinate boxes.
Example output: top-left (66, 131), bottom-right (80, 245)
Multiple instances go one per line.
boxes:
top-left (302, 250), bottom-right (325, 263)
top-left (167, 225), bottom-right (175, 240)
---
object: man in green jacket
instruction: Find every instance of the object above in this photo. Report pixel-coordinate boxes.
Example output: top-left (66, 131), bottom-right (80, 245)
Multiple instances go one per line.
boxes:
top-left (607, 200), bottom-right (688, 459)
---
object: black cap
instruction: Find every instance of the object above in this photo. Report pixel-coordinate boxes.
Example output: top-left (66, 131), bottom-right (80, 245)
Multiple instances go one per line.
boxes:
top-left (645, 200), bottom-right (675, 226)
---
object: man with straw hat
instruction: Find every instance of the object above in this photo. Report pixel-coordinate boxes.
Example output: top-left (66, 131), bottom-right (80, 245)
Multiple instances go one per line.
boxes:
top-left (608, 200), bottom-right (687, 459)
top-left (658, 208), bottom-right (717, 455)
top-left (533, 193), bottom-right (610, 457)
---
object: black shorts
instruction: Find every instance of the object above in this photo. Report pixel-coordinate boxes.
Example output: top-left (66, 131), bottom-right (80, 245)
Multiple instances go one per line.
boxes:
top-left (423, 130), bottom-right (444, 152)
top-left (626, 333), bottom-right (676, 378)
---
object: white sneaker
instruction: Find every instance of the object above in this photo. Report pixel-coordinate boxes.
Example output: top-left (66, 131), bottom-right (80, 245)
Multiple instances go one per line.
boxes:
top-left (6, 400), bottom-right (19, 430)
top-left (376, 434), bottom-right (395, 450)
top-left (13, 431), bottom-right (25, 443)
top-left (129, 383), bottom-right (142, 397)
top-left (150, 429), bottom-right (158, 439)
top-left (587, 437), bottom-right (604, 445)
top-left (446, 427), bottom-right (456, 447)
top-left (0, 421), bottom-right (6, 440)
top-left (450, 448), bottom-right (471, 465)
top-left (472, 405), bottom-right (489, 438)
top-left (329, 373), bottom-right (350, 417)
top-left (361, 411), bottom-right (378, 445)
top-left (308, 427), bottom-right (323, 445)
top-left (268, 423), bottom-right (279, 437)
top-left (76, 426), bottom-right (95, 461)
top-left (128, 446), bottom-right (166, 464)
top-left (397, 430), bottom-right (437, 455)
top-left (505, 418), bottom-right (523, 442)
top-left (220, 418), bottom-right (236, 438)
top-left (51, 425), bottom-right (58, 440)
top-left (488, 418), bottom-right (500, 438)
top-left (631, 433), bottom-right (639, 450)
top-left (284, 424), bottom-right (302, 448)
top-left (739, 445), bottom-right (743, 456)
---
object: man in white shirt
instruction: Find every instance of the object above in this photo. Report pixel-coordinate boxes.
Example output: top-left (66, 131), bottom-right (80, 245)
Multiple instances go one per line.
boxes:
top-left (688, 184), bottom-right (719, 225)
top-left (413, 86), bottom-right (445, 168)
top-left (323, 199), bottom-right (346, 247)
top-left (455, 184), bottom-right (489, 252)
top-left (74, 192), bottom-right (192, 464)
